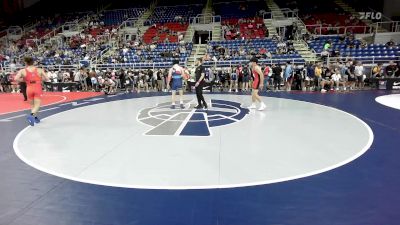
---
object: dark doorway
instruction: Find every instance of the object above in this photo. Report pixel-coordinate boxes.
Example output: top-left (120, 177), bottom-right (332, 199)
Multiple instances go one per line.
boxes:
top-left (193, 31), bottom-right (212, 44)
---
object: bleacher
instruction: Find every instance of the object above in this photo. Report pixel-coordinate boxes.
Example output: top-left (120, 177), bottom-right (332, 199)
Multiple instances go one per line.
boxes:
top-left (309, 36), bottom-right (400, 63)
top-left (276, 0), bottom-right (370, 34)
top-left (205, 39), bottom-right (305, 66)
top-left (17, 12), bottom-right (90, 49)
top-left (94, 43), bottom-right (193, 69)
top-left (344, 0), bottom-right (383, 12)
top-left (223, 18), bottom-right (267, 40)
top-left (142, 23), bottom-right (188, 44)
top-left (119, 43), bottom-right (192, 64)
top-left (40, 45), bottom-right (109, 66)
top-left (0, 0), bottom-right (398, 70)
top-left (303, 13), bottom-right (369, 34)
top-left (276, 0), bottom-right (343, 14)
top-left (213, 0), bottom-right (268, 19)
top-left (103, 8), bottom-right (146, 26)
top-left (144, 5), bottom-right (203, 25)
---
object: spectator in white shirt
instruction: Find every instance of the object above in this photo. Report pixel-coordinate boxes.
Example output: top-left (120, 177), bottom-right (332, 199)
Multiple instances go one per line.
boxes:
top-left (354, 61), bottom-right (365, 89)
top-left (331, 69), bottom-right (346, 91)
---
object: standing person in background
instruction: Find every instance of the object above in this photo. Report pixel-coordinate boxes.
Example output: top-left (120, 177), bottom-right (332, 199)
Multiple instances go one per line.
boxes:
top-left (15, 57), bottom-right (50, 126)
top-left (81, 68), bottom-right (88, 91)
top-left (314, 63), bottom-right (323, 91)
top-left (86, 69), bottom-right (93, 91)
top-left (89, 68), bottom-right (97, 91)
top-left (284, 61), bottom-right (293, 91)
top-left (242, 64), bottom-right (250, 92)
top-left (305, 63), bottom-right (315, 91)
top-left (346, 60), bottom-right (356, 90)
top-left (9, 71), bottom-right (18, 93)
top-left (386, 61), bottom-right (399, 77)
top-left (74, 68), bottom-right (82, 91)
top-left (148, 69), bottom-right (155, 91)
top-left (0, 72), bottom-right (6, 92)
top-left (229, 67), bottom-right (238, 92)
top-left (263, 64), bottom-right (272, 92)
top-left (354, 61), bottom-right (365, 89)
top-left (163, 68), bottom-right (168, 92)
top-left (119, 69), bottom-right (126, 90)
top-left (156, 69), bottom-right (163, 91)
top-left (237, 64), bottom-right (243, 92)
top-left (19, 80), bottom-right (27, 101)
top-left (272, 64), bottom-right (282, 91)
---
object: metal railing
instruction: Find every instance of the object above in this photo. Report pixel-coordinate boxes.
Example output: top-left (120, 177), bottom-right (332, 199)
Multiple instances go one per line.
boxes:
top-left (22, 21), bottom-right (39, 35)
top-left (262, 8), bottom-right (299, 20)
top-left (305, 24), bottom-right (373, 35)
top-left (262, 12), bottom-right (273, 20)
top-left (118, 18), bottom-right (139, 31)
top-left (373, 21), bottom-right (400, 33)
top-left (103, 7), bottom-right (146, 13)
top-left (203, 58), bottom-right (306, 68)
top-left (6, 26), bottom-right (23, 36)
top-left (189, 14), bottom-right (221, 24)
top-left (325, 55), bottom-right (400, 65)
top-left (2, 55), bottom-right (400, 73)
top-left (279, 8), bottom-right (299, 19)
top-left (36, 26), bottom-right (64, 46)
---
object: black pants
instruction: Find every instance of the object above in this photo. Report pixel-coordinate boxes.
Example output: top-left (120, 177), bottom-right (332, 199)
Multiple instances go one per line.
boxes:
top-left (20, 82), bottom-right (27, 100)
top-left (273, 77), bottom-right (281, 89)
top-left (196, 84), bottom-right (207, 107)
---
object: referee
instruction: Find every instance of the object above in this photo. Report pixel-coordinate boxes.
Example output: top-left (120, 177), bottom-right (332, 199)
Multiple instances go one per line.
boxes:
top-left (194, 58), bottom-right (208, 109)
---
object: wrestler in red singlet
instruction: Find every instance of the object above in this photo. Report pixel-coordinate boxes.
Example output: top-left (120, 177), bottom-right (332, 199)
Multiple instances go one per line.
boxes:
top-left (15, 57), bottom-right (49, 126)
top-left (248, 57), bottom-right (266, 111)
top-left (252, 68), bottom-right (260, 90)
top-left (25, 68), bottom-right (43, 100)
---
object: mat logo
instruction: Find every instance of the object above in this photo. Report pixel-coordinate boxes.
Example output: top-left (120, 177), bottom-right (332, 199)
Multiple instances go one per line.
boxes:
top-left (137, 99), bottom-right (249, 136)
top-left (393, 82), bottom-right (400, 90)
top-left (359, 12), bottom-right (382, 20)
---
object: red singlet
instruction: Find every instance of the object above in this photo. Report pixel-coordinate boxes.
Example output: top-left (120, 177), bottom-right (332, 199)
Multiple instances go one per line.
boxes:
top-left (25, 68), bottom-right (43, 100)
top-left (252, 68), bottom-right (260, 89)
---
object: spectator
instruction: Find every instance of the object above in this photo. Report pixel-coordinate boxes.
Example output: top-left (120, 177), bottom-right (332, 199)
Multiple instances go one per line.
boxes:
top-left (305, 63), bottom-right (315, 91)
top-left (386, 61), bottom-right (399, 77)
top-left (284, 61), bottom-right (293, 91)
top-left (386, 39), bottom-right (395, 47)
top-left (372, 63), bottom-right (384, 78)
top-left (332, 68), bottom-right (346, 91)
top-left (345, 61), bottom-right (356, 90)
top-left (320, 65), bottom-right (334, 93)
top-left (272, 64), bottom-right (282, 91)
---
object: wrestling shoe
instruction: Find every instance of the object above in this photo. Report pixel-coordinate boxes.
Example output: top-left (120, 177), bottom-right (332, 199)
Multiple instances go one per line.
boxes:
top-left (247, 104), bottom-right (256, 109)
top-left (258, 103), bottom-right (266, 111)
top-left (26, 115), bottom-right (35, 126)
